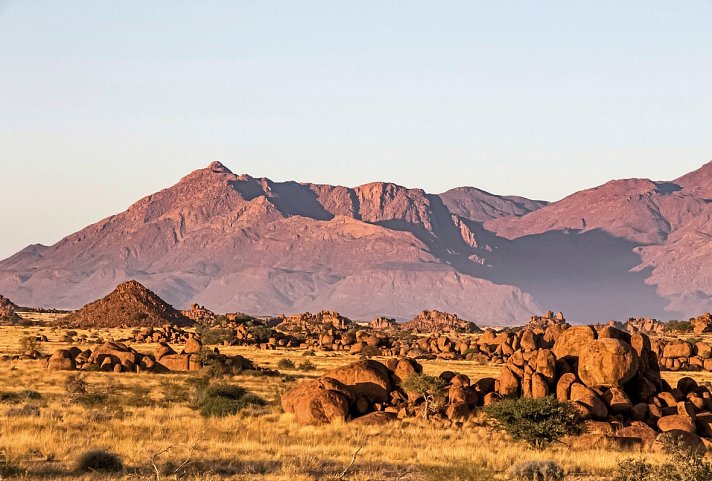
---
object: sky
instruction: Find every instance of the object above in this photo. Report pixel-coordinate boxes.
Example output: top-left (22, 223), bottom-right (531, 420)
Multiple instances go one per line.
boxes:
top-left (0, 1), bottom-right (711, 260)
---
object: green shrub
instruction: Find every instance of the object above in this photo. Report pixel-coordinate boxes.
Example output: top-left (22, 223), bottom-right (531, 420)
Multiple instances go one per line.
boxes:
top-left (200, 328), bottom-right (236, 345)
top-left (297, 360), bottom-right (317, 372)
top-left (277, 358), bottom-right (295, 369)
top-left (75, 450), bottom-right (123, 473)
top-left (614, 447), bottom-right (712, 481)
top-left (510, 460), bottom-right (565, 481)
top-left (193, 383), bottom-right (266, 418)
top-left (248, 326), bottom-right (273, 343)
top-left (665, 320), bottom-right (693, 333)
top-left (302, 350), bottom-right (316, 356)
top-left (485, 396), bottom-right (584, 449)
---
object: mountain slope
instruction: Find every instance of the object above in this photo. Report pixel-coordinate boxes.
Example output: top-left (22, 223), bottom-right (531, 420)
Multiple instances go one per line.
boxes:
top-left (0, 162), bottom-right (544, 324)
top-left (483, 161), bottom-right (712, 319)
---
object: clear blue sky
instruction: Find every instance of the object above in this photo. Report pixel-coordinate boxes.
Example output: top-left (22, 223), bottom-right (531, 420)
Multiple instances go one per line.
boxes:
top-left (1, 1), bottom-right (711, 260)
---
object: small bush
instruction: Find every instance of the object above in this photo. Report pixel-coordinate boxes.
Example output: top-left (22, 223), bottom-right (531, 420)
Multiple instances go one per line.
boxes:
top-left (0, 458), bottom-right (23, 477)
top-left (193, 383), bottom-right (266, 418)
top-left (64, 374), bottom-right (108, 407)
top-left (0, 392), bottom-right (21, 404)
top-left (277, 358), bottom-right (295, 369)
top-left (302, 350), bottom-right (316, 357)
top-left (75, 449), bottom-right (123, 473)
top-left (485, 396), bottom-right (584, 449)
top-left (19, 336), bottom-right (40, 355)
top-left (5, 404), bottom-right (40, 418)
top-left (510, 460), bottom-right (565, 481)
top-left (614, 446), bottom-right (712, 481)
top-left (297, 360), bottom-right (317, 372)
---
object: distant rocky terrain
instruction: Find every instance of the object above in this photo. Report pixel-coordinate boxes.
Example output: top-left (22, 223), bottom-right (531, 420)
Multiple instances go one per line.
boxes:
top-left (2, 160), bottom-right (712, 324)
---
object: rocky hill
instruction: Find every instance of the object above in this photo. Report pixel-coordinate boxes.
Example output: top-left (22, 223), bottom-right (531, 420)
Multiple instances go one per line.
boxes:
top-left (3, 160), bottom-right (712, 324)
top-left (63, 281), bottom-right (192, 328)
top-left (402, 310), bottom-right (482, 333)
top-left (0, 294), bottom-right (18, 321)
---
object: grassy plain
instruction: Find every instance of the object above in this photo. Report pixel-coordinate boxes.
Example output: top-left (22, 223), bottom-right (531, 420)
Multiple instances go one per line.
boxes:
top-left (1, 316), bottom-right (711, 480)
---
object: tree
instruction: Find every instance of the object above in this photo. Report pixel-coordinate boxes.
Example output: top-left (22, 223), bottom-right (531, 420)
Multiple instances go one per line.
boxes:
top-left (400, 373), bottom-right (446, 420)
top-left (485, 396), bottom-right (584, 449)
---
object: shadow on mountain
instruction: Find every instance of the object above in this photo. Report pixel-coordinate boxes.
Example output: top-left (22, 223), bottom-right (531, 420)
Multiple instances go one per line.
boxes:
top-left (478, 227), bottom-right (676, 323)
top-left (374, 195), bottom-right (485, 270)
top-left (228, 178), bottom-right (334, 220)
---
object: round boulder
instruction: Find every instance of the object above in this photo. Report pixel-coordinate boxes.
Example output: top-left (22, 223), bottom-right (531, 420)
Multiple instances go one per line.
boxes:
top-left (552, 325), bottom-right (596, 360)
top-left (325, 360), bottom-right (393, 403)
top-left (281, 377), bottom-right (353, 425)
top-left (578, 338), bottom-right (639, 388)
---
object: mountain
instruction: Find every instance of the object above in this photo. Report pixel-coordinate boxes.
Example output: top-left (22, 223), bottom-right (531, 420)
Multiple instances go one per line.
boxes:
top-left (0, 162), bottom-right (544, 324)
top-left (2, 160), bottom-right (711, 324)
top-left (484, 161), bottom-right (712, 320)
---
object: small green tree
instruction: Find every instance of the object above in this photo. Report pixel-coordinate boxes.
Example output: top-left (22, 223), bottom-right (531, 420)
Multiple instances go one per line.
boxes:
top-left (485, 396), bottom-right (584, 449)
top-left (400, 373), bottom-right (447, 420)
top-left (248, 326), bottom-right (273, 343)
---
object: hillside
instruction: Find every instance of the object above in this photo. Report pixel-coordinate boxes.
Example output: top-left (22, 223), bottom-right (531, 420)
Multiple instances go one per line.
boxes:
top-left (63, 280), bottom-right (193, 328)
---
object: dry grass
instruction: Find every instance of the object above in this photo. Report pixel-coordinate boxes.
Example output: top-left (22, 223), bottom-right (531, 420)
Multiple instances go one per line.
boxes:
top-left (2, 318), bottom-right (712, 480)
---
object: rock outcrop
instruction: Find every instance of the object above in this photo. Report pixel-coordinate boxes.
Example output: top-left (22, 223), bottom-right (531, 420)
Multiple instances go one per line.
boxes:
top-left (46, 340), bottom-right (262, 374)
top-left (0, 295), bottom-right (18, 322)
top-left (402, 310), bottom-right (482, 333)
top-left (486, 325), bottom-right (712, 451)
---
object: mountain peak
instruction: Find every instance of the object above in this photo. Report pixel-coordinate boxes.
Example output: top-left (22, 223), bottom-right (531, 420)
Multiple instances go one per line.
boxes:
top-left (207, 161), bottom-right (232, 174)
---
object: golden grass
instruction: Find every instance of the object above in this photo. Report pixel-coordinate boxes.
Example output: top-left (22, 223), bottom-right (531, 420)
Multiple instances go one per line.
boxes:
top-left (2, 320), bottom-right (712, 480)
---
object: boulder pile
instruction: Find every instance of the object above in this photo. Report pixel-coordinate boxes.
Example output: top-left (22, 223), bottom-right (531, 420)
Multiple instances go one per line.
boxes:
top-left (526, 310), bottom-right (566, 330)
top-left (0, 294), bottom-right (18, 323)
top-left (691, 313), bottom-right (712, 335)
top-left (276, 310), bottom-right (352, 333)
top-left (484, 326), bottom-right (712, 451)
top-left (46, 339), bottom-right (261, 374)
top-left (130, 325), bottom-right (196, 344)
top-left (402, 310), bottom-right (482, 333)
top-left (625, 317), bottom-right (667, 334)
top-left (181, 303), bottom-right (217, 324)
top-left (369, 317), bottom-right (398, 330)
top-left (656, 339), bottom-right (712, 372)
top-left (282, 358), bottom-right (484, 425)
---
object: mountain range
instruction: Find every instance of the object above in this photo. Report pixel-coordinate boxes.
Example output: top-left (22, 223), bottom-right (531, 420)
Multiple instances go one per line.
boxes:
top-left (1, 160), bottom-right (711, 325)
